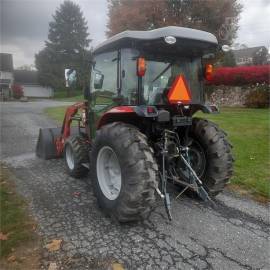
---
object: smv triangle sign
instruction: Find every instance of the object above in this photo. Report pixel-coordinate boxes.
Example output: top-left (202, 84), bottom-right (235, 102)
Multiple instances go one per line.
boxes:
top-left (167, 75), bottom-right (192, 104)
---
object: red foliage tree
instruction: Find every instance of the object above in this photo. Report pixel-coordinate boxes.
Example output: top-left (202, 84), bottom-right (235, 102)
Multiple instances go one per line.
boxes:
top-left (206, 65), bottom-right (270, 86)
top-left (107, 0), bottom-right (242, 44)
top-left (11, 84), bottom-right (24, 99)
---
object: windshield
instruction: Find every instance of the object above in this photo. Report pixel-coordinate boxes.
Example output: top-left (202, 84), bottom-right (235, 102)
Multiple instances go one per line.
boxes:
top-left (142, 56), bottom-right (203, 105)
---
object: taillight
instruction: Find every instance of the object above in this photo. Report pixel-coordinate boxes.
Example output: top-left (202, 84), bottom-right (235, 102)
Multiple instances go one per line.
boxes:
top-left (137, 57), bottom-right (146, 77)
top-left (147, 106), bottom-right (156, 114)
top-left (205, 64), bottom-right (213, 80)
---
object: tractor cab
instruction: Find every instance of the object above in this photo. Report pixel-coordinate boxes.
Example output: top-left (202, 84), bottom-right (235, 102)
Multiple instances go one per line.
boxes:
top-left (89, 26), bottom-right (218, 120)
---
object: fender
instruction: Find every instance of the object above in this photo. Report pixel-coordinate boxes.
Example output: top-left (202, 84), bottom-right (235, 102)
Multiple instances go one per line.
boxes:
top-left (191, 104), bottom-right (219, 114)
top-left (97, 105), bottom-right (159, 129)
top-left (97, 106), bottom-right (135, 129)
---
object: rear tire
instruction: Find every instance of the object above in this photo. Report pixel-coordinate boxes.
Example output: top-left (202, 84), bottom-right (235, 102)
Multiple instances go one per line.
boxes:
top-left (90, 122), bottom-right (158, 222)
top-left (64, 135), bottom-right (89, 178)
top-left (180, 118), bottom-right (234, 196)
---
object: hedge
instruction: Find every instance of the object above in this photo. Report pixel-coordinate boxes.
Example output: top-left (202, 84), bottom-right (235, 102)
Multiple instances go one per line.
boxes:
top-left (206, 65), bottom-right (270, 86)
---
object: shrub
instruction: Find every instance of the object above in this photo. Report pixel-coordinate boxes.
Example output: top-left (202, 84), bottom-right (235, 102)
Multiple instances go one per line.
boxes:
top-left (11, 84), bottom-right (24, 99)
top-left (245, 84), bottom-right (270, 108)
top-left (207, 65), bottom-right (270, 86)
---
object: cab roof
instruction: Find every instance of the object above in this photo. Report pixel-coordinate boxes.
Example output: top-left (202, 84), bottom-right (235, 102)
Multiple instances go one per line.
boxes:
top-left (93, 26), bottom-right (218, 56)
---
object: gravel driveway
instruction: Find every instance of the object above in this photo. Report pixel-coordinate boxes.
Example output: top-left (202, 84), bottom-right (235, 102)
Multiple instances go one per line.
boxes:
top-left (1, 100), bottom-right (269, 270)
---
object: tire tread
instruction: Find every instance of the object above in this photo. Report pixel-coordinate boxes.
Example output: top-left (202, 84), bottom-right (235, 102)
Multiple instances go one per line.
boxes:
top-left (90, 122), bottom-right (158, 222)
top-left (64, 135), bottom-right (89, 178)
top-left (191, 118), bottom-right (234, 196)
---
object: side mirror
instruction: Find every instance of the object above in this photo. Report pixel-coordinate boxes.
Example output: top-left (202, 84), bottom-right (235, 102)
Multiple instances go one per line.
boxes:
top-left (65, 69), bottom-right (77, 87)
top-left (94, 71), bottom-right (104, 89)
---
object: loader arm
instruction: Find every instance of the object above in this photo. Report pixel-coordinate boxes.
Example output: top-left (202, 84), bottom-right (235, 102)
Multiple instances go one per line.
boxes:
top-left (55, 102), bottom-right (87, 156)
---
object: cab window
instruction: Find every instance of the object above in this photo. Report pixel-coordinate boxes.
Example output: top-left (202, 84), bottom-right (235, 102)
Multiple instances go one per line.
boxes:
top-left (91, 51), bottom-right (118, 105)
top-left (142, 57), bottom-right (203, 105)
top-left (121, 48), bottom-right (139, 105)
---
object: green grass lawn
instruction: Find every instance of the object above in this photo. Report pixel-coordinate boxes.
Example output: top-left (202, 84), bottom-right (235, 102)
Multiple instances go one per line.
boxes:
top-left (45, 106), bottom-right (270, 199)
top-left (53, 90), bottom-right (84, 102)
top-left (55, 94), bottom-right (84, 102)
top-left (44, 106), bottom-right (70, 123)
top-left (0, 165), bottom-right (36, 258)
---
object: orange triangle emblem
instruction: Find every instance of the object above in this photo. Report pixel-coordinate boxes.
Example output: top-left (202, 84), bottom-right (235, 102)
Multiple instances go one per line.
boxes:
top-left (167, 75), bottom-right (192, 104)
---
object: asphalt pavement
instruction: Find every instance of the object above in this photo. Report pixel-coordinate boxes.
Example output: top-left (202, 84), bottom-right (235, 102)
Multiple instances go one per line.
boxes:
top-left (0, 100), bottom-right (269, 270)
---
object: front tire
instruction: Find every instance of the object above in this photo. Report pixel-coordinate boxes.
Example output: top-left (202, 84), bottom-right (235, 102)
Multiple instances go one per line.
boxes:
top-left (64, 135), bottom-right (89, 178)
top-left (90, 122), bottom-right (158, 222)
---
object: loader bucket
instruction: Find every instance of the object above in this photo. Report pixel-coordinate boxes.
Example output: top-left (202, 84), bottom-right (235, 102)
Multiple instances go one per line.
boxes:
top-left (36, 127), bottom-right (62, 159)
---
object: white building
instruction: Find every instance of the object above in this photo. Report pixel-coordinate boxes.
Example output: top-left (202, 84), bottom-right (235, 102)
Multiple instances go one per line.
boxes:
top-left (0, 53), bottom-right (14, 99)
top-left (232, 46), bottom-right (268, 66)
top-left (0, 71), bottom-right (14, 88)
top-left (1, 53), bottom-right (54, 99)
top-left (14, 70), bottom-right (54, 98)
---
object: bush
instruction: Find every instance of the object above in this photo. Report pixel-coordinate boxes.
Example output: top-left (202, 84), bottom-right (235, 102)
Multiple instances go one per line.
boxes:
top-left (245, 85), bottom-right (270, 108)
top-left (11, 84), bottom-right (24, 99)
top-left (207, 65), bottom-right (270, 86)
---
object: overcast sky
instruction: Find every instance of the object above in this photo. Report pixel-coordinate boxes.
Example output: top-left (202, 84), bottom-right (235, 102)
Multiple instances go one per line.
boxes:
top-left (1, 0), bottom-right (270, 68)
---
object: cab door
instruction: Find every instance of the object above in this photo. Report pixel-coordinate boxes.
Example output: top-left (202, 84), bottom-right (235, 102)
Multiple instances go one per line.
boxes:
top-left (89, 50), bottom-right (119, 138)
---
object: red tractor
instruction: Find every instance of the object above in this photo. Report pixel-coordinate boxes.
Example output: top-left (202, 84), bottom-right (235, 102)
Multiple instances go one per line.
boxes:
top-left (36, 26), bottom-right (233, 222)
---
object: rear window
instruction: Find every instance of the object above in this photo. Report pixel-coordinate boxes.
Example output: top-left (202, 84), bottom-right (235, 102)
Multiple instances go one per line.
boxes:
top-left (120, 49), bottom-right (204, 105)
top-left (142, 56), bottom-right (203, 105)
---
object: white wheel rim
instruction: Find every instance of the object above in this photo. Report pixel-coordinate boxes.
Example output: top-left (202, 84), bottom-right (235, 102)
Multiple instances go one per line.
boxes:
top-left (66, 144), bottom-right (75, 170)
top-left (96, 146), bottom-right (122, 200)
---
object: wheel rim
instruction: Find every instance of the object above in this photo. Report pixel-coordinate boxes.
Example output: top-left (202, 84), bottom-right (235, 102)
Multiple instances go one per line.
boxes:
top-left (96, 146), bottom-right (122, 200)
top-left (188, 141), bottom-right (206, 177)
top-left (179, 140), bottom-right (206, 180)
top-left (66, 144), bottom-right (75, 170)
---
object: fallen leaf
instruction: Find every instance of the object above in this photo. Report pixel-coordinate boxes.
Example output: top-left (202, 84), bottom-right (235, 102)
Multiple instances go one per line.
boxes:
top-left (48, 262), bottom-right (58, 270)
top-left (0, 232), bottom-right (8, 240)
top-left (112, 262), bottom-right (124, 270)
top-left (45, 239), bottom-right (62, 252)
top-left (7, 255), bottom-right (16, 262)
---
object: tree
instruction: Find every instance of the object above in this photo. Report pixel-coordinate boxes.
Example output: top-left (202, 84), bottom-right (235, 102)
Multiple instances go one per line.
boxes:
top-left (107, 0), bottom-right (242, 45)
top-left (221, 51), bottom-right (236, 67)
top-left (35, 0), bottom-right (91, 94)
top-left (252, 47), bottom-right (268, 65)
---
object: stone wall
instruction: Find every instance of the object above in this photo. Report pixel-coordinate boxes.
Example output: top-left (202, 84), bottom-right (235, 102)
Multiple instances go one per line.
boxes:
top-left (205, 86), bottom-right (253, 107)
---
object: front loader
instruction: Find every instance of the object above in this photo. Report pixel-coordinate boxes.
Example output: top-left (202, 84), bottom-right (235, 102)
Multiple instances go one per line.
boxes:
top-left (36, 26), bottom-right (234, 222)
